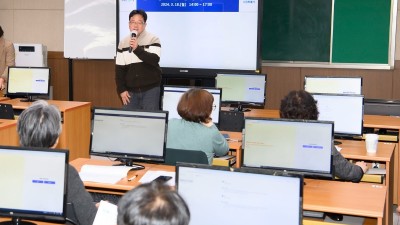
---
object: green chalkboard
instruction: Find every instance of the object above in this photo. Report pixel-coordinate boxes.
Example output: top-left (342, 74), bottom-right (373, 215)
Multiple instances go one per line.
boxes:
top-left (332, 0), bottom-right (390, 64)
top-left (262, 0), bottom-right (332, 62)
top-left (262, 0), bottom-right (393, 66)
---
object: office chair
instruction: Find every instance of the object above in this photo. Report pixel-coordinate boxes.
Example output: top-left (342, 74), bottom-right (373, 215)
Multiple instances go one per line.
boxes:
top-left (164, 148), bottom-right (209, 166)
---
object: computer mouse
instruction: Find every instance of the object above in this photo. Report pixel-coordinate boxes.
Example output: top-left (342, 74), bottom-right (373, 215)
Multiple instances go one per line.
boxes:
top-left (326, 213), bottom-right (343, 221)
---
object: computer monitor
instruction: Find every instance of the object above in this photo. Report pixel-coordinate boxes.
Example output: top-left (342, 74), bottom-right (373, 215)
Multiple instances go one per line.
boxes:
top-left (364, 98), bottom-right (400, 116)
top-left (242, 118), bottom-right (334, 179)
top-left (304, 76), bottom-right (362, 95)
top-left (176, 163), bottom-right (303, 225)
top-left (0, 146), bottom-right (68, 225)
top-left (311, 93), bottom-right (364, 137)
top-left (7, 67), bottom-right (51, 102)
top-left (90, 108), bottom-right (168, 167)
top-left (162, 86), bottom-right (221, 124)
top-left (215, 73), bottom-right (266, 111)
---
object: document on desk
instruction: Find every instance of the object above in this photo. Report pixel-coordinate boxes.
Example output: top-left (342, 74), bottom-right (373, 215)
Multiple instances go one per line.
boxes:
top-left (139, 170), bottom-right (175, 186)
top-left (93, 200), bottom-right (117, 225)
top-left (79, 165), bottom-right (133, 184)
top-left (365, 168), bottom-right (386, 175)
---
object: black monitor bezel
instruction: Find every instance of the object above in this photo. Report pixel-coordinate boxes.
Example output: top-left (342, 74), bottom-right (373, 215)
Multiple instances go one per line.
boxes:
top-left (6, 66), bottom-right (51, 100)
top-left (0, 145), bottom-right (68, 224)
top-left (242, 117), bottom-right (334, 179)
top-left (176, 162), bottom-right (303, 225)
top-left (311, 93), bottom-right (364, 137)
top-left (161, 85), bottom-right (222, 125)
top-left (89, 107), bottom-right (169, 164)
top-left (215, 73), bottom-right (267, 106)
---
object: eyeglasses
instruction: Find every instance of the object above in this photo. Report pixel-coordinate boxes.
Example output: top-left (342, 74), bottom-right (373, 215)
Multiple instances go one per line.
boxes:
top-left (212, 104), bottom-right (217, 111)
top-left (129, 21), bottom-right (145, 26)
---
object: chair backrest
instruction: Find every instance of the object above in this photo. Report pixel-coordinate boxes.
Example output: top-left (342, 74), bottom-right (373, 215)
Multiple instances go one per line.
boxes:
top-left (0, 103), bottom-right (15, 119)
top-left (165, 148), bottom-right (209, 166)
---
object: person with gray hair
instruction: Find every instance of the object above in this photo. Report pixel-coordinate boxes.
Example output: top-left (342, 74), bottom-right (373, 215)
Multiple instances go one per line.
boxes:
top-left (117, 181), bottom-right (190, 225)
top-left (17, 100), bottom-right (97, 225)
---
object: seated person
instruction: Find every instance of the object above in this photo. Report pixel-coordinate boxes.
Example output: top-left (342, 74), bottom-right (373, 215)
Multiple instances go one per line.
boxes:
top-left (167, 88), bottom-right (229, 164)
top-left (17, 100), bottom-right (97, 225)
top-left (280, 90), bottom-right (368, 182)
top-left (117, 181), bottom-right (190, 225)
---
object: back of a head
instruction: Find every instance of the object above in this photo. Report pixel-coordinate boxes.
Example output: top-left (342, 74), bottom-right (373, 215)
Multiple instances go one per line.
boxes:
top-left (117, 182), bottom-right (190, 225)
top-left (177, 88), bottom-right (213, 123)
top-left (17, 100), bottom-right (62, 148)
top-left (279, 90), bottom-right (319, 120)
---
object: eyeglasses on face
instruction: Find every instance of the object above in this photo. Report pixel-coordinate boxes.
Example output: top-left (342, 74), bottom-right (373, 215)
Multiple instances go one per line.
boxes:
top-left (129, 21), bottom-right (145, 26)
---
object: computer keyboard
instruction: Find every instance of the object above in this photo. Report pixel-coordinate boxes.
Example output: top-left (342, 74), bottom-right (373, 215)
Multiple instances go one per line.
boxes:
top-left (91, 192), bottom-right (121, 205)
top-left (303, 210), bottom-right (325, 218)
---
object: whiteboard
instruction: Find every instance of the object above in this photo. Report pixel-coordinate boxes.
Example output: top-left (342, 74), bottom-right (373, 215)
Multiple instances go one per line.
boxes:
top-left (64, 0), bottom-right (116, 59)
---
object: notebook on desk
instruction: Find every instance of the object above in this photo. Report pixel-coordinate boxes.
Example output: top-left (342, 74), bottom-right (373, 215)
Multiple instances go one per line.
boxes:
top-left (0, 103), bottom-right (15, 119)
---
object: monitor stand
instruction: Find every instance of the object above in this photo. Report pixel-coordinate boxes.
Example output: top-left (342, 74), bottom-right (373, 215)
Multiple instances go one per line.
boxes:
top-left (334, 140), bottom-right (342, 145)
top-left (113, 158), bottom-right (145, 170)
top-left (20, 96), bottom-right (35, 102)
top-left (230, 104), bottom-right (251, 112)
top-left (0, 218), bottom-right (36, 225)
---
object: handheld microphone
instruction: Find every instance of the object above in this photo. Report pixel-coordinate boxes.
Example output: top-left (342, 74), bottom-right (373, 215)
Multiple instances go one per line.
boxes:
top-left (129, 31), bottom-right (137, 53)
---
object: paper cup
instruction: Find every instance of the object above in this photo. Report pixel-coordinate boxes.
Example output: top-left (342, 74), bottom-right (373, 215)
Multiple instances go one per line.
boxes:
top-left (365, 133), bottom-right (379, 153)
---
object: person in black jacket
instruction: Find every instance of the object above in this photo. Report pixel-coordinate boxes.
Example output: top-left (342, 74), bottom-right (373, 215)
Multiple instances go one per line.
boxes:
top-left (115, 9), bottom-right (161, 110)
top-left (280, 90), bottom-right (368, 182)
top-left (17, 100), bottom-right (97, 225)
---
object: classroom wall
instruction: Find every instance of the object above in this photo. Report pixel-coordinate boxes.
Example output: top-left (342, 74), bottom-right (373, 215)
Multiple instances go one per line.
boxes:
top-left (1, 0), bottom-right (400, 108)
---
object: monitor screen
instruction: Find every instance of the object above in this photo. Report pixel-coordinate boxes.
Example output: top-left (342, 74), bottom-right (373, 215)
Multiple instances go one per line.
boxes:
top-left (90, 108), bottom-right (168, 166)
top-left (118, 0), bottom-right (262, 77)
top-left (176, 164), bottom-right (303, 225)
top-left (312, 94), bottom-right (364, 136)
top-left (0, 146), bottom-right (68, 224)
top-left (242, 118), bottom-right (334, 178)
top-left (215, 73), bottom-right (266, 106)
top-left (7, 67), bottom-right (51, 101)
top-left (162, 86), bottom-right (221, 124)
top-left (304, 76), bottom-right (362, 95)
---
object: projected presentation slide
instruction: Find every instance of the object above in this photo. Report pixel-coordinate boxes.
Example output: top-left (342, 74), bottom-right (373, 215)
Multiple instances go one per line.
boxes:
top-left (119, 0), bottom-right (259, 70)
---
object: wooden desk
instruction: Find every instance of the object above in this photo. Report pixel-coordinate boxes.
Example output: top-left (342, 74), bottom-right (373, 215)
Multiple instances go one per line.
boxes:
top-left (221, 131), bottom-right (242, 168)
top-left (0, 119), bottom-right (18, 146)
top-left (363, 114), bottom-right (400, 205)
top-left (70, 158), bottom-right (175, 195)
top-left (304, 179), bottom-right (387, 225)
top-left (70, 158), bottom-right (387, 225)
top-left (2, 99), bottom-right (91, 161)
top-left (340, 140), bottom-right (394, 225)
top-left (239, 108), bottom-right (400, 205)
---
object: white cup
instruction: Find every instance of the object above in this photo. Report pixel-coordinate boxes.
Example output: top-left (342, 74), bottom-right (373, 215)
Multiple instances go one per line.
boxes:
top-left (365, 133), bottom-right (379, 153)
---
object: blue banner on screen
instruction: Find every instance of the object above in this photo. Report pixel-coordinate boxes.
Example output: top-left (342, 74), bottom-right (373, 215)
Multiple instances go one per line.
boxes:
top-left (137, 0), bottom-right (239, 12)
